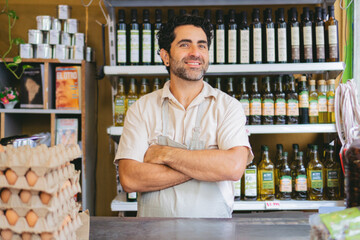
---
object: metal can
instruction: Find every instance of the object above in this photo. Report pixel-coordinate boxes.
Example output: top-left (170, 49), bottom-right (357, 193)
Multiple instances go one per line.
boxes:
top-left (52, 18), bottom-right (62, 31)
top-left (74, 33), bottom-right (85, 47)
top-left (19, 44), bottom-right (33, 59)
top-left (49, 30), bottom-right (61, 45)
top-left (57, 5), bottom-right (71, 20)
top-left (36, 44), bottom-right (52, 59)
top-left (61, 32), bottom-right (72, 46)
top-left (64, 19), bottom-right (79, 34)
top-left (28, 29), bottom-right (42, 44)
top-left (54, 44), bottom-right (70, 59)
top-left (70, 46), bottom-right (84, 60)
top-left (86, 47), bottom-right (94, 62)
top-left (36, 16), bottom-right (52, 31)
top-left (42, 31), bottom-right (50, 44)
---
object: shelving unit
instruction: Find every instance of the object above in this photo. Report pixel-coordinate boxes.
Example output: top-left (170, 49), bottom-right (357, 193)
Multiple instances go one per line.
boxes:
top-left (0, 59), bottom-right (97, 216)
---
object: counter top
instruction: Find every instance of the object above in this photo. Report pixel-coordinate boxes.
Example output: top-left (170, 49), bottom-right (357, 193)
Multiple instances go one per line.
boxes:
top-left (89, 211), bottom-right (313, 240)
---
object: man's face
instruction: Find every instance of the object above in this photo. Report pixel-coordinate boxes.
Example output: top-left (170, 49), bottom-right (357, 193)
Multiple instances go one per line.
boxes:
top-left (56, 78), bottom-right (73, 107)
top-left (167, 25), bottom-right (209, 81)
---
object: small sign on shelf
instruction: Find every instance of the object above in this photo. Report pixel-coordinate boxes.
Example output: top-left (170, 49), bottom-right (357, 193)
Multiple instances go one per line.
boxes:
top-left (265, 201), bottom-right (281, 210)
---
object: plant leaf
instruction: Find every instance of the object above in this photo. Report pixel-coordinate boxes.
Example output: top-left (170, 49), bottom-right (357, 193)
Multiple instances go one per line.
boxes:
top-left (22, 65), bottom-right (32, 70)
top-left (7, 63), bottom-right (18, 68)
top-left (13, 38), bottom-right (24, 45)
top-left (8, 10), bottom-right (18, 19)
top-left (13, 56), bottom-right (21, 64)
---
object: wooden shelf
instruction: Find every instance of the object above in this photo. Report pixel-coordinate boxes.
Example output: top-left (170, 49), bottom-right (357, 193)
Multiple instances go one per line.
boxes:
top-left (0, 58), bottom-right (83, 64)
top-left (0, 109), bottom-right (81, 114)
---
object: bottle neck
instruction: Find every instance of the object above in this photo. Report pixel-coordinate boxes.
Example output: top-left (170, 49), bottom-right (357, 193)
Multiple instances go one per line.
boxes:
top-left (318, 84), bottom-right (326, 92)
top-left (309, 84), bottom-right (316, 91)
top-left (275, 80), bottom-right (283, 92)
top-left (310, 150), bottom-right (319, 162)
top-left (299, 80), bottom-right (307, 90)
top-left (129, 81), bottom-right (137, 93)
top-left (240, 81), bottom-right (247, 93)
top-left (262, 151), bottom-right (270, 162)
top-left (288, 81), bottom-right (296, 92)
top-left (252, 82), bottom-right (259, 93)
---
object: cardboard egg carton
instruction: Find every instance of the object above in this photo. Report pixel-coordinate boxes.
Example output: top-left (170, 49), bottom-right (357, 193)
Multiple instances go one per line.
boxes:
top-left (0, 164), bottom-right (79, 193)
top-left (0, 144), bottom-right (81, 177)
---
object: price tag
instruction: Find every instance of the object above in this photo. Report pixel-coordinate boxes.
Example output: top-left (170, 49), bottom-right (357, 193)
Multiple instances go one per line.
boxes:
top-left (265, 201), bottom-right (281, 209)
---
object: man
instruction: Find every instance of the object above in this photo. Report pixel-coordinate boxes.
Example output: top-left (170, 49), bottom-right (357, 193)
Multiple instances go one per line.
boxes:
top-left (115, 15), bottom-right (253, 218)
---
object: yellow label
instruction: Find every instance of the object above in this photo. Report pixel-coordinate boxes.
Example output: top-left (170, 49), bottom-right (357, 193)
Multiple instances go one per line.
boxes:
top-left (262, 100), bottom-right (274, 116)
top-left (309, 100), bottom-right (319, 116)
top-left (275, 99), bottom-right (286, 116)
top-left (286, 100), bottom-right (299, 116)
top-left (318, 96), bottom-right (327, 112)
top-left (250, 100), bottom-right (261, 115)
top-left (327, 96), bottom-right (335, 113)
top-left (280, 176), bottom-right (292, 192)
top-left (295, 175), bottom-right (307, 191)
top-left (299, 91), bottom-right (309, 108)
top-left (240, 100), bottom-right (250, 116)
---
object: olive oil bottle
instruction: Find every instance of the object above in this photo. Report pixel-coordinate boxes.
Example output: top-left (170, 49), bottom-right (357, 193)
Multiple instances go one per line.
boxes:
top-left (227, 9), bottom-right (237, 64)
top-left (261, 76), bottom-right (274, 125)
top-left (292, 144), bottom-right (299, 166)
top-left (234, 177), bottom-right (241, 201)
top-left (250, 77), bottom-right (261, 125)
top-left (275, 8), bottom-right (287, 63)
top-left (139, 78), bottom-right (150, 98)
top-left (117, 10), bottom-right (127, 65)
top-left (258, 145), bottom-right (275, 200)
top-left (307, 145), bottom-right (325, 200)
top-left (291, 151), bottom-right (308, 200)
top-left (215, 10), bottom-right (225, 64)
top-left (127, 192), bottom-right (137, 202)
top-left (278, 152), bottom-right (292, 200)
top-left (126, 78), bottom-right (138, 112)
top-left (324, 145), bottom-right (341, 200)
top-left (215, 77), bottom-right (222, 91)
top-left (129, 9), bottom-right (140, 65)
top-left (226, 77), bottom-right (236, 98)
top-left (287, 8), bottom-right (300, 63)
top-left (114, 78), bottom-right (126, 126)
top-left (300, 7), bottom-right (313, 63)
top-left (314, 7), bottom-right (325, 62)
top-left (238, 77), bottom-right (249, 124)
top-left (318, 80), bottom-right (327, 123)
top-left (327, 79), bottom-right (335, 123)
top-left (141, 10), bottom-right (152, 65)
top-left (263, 8), bottom-right (275, 63)
top-left (309, 80), bottom-right (319, 123)
top-left (274, 75), bottom-right (286, 124)
top-left (153, 78), bottom-right (162, 91)
top-left (204, 9), bottom-right (215, 64)
top-left (275, 144), bottom-right (283, 199)
top-left (153, 9), bottom-right (162, 65)
top-left (242, 160), bottom-right (257, 201)
top-left (239, 11), bottom-right (250, 64)
top-left (286, 75), bottom-right (299, 124)
top-left (325, 5), bottom-right (339, 62)
top-left (298, 75), bottom-right (309, 124)
top-left (250, 8), bottom-right (262, 64)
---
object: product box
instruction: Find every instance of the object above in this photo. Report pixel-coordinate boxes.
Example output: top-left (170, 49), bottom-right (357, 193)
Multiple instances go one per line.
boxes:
top-left (20, 66), bottom-right (44, 108)
top-left (55, 118), bottom-right (78, 147)
top-left (55, 66), bottom-right (81, 110)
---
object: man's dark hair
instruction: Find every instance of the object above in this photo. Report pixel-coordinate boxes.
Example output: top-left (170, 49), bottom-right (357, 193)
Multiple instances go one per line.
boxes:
top-left (157, 14), bottom-right (213, 72)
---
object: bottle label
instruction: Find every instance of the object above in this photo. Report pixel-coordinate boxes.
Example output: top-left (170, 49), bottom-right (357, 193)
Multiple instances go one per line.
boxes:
top-left (253, 28), bottom-right (262, 62)
top-left (303, 26), bottom-right (313, 60)
top-left (275, 98), bottom-right (286, 116)
top-left (328, 25), bottom-right (338, 59)
top-left (128, 192), bottom-right (137, 200)
top-left (245, 169), bottom-right (257, 197)
top-left (286, 99), bottom-right (299, 116)
top-left (295, 175), bottom-right (307, 191)
top-left (216, 29), bottom-right (225, 63)
top-left (130, 30), bottom-right (140, 63)
top-left (291, 27), bottom-right (300, 60)
top-left (234, 179), bottom-right (241, 197)
top-left (240, 99), bottom-right (250, 116)
top-left (209, 30), bottom-right (215, 63)
top-left (309, 100), bottom-right (319, 116)
top-left (262, 171), bottom-right (274, 190)
top-left (250, 99), bottom-right (261, 115)
top-left (228, 29), bottom-right (237, 63)
top-left (299, 91), bottom-right (309, 108)
top-left (240, 29), bottom-right (249, 63)
top-left (327, 170), bottom-right (339, 187)
top-left (266, 28), bottom-right (275, 62)
top-left (127, 99), bottom-right (137, 108)
top-left (277, 28), bottom-right (287, 62)
top-left (117, 30), bottom-right (127, 64)
top-left (318, 95), bottom-right (327, 112)
top-left (262, 99), bottom-right (274, 116)
top-left (154, 29), bottom-right (162, 63)
top-left (310, 170), bottom-right (323, 189)
top-left (115, 98), bottom-right (125, 114)
top-left (328, 96), bottom-right (335, 112)
top-left (280, 176), bottom-right (292, 193)
top-left (316, 26), bottom-right (325, 59)
top-left (142, 29), bottom-right (151, 63)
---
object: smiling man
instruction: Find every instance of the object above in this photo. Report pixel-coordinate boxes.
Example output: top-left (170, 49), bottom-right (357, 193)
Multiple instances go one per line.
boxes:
top-left (115, 15), bottom-right (253, 218)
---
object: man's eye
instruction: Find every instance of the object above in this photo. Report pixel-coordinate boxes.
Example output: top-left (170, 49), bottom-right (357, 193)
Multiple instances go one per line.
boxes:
top-left (180, 43), bottom-right (189, 47)
top-left (199, 45), bottom-right (207, 49)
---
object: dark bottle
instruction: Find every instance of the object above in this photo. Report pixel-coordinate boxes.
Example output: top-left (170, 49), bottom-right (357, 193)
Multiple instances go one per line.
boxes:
top-left (261, 76), bottom-right (274, 125)
top-left (249, 77), bottom-right (261, 125)
top-left (204, 9), bottom-right (215, 64)
top-left (179, 9), bottom-right (187, 16)
top-left (130, 9), bottom-right (140, 65)
top-left (278, 152), bottom-right (292, 200)
top-left (142, 9), bottom-right (152, 65)
top-left (325, 5), bottom-right (339, 62)
top-left (192, 9), bottom-right (199, 16)
top-left (314, 7), bottom-right (325, 62)
top-left (153, 78), bottom-right (162, 91)
top-left (153, 9), bottom-right (162, 65)
top-left (275, 144), bottom-right (284, 199)
top-left (324, 145), bottom-right (341, 200)
top-left (275, 8), bottom-right (287, 63)
top-left (300, 7), bottom-right (313, 63)
top-left (203, 77), bottom-right (210, 84)
top-left (322, 8), bottom-right (327, 23)
top-left (127, 192), bottom-right (137, 202)
top-left (226, 77), bottom-right (236, 98)
top-left (242, 159), bottom-right (258, 201)
top-left (167, 9), bottom-right (175, 22)
top-left (215, 77), bottom-right (222, 91)
top-left (238, 77), bottom-right (249, 124)
top-left (298, 75), bottom-right (309, 124)
top-left (117, 9), bottom-right (127, 65)
top-left (263, 8), bottom-right (275, 63)
top-left (286, 75), bottom-right (299, 124)
top-left (139, 78), bottom-right (150, 98)
top-left (287, 8), bottom-right (300, 63)
top-left (215, 10), bottom-right (225, 64)
top-left (227, 9), bottom-right (238, 64)
top-left (250, 8), bottom-right (262, 64)
top-left (239, 11), bottom-right (250, 64)
top-left (291, 151), bottom-right (308, 200)
top-left (274, 75), bottom-right (286, 124)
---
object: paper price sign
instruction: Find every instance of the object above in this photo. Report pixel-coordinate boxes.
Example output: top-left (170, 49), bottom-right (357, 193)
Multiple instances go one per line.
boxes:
top-left (265, 201), bottom-right (281, 209)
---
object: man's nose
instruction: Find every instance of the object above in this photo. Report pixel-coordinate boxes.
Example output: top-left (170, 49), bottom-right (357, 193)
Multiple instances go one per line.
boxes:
top-left (189, 45), bottom-right (200, 57)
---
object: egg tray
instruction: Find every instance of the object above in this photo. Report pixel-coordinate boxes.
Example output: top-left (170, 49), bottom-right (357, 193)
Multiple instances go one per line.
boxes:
top-left (0, 203), bottom-right (81, 234)
top-left (0, 144), bottom-right (81, 178)
top-left (0, 164), bottom-right (78, 193)
top-left (0, 172), bottom-right (81, 213)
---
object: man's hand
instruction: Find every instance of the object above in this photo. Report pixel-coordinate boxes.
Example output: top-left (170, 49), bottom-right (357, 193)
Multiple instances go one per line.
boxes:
top-left (144, 145), bottom-right (173, 165)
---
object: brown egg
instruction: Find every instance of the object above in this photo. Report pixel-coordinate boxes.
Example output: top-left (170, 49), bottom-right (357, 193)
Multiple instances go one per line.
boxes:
top-left (25, 170), bottom-right (38, 187)
top-left (5, 209), bottom-right (19, 226)
top-left (21, 232), bottom-right (32, 240)
top-left (1, 188), bottom-right (11, 203)
top-left (26, 210), bottom-right (38, 227)
top-left (40, 192), bottom-right (52, 205)
top-left (40, 232), bottom-right (53, 240)
top-left (5, 169), bottom-right (18, 185)
top-left (1, 229), bottom-right (13, 240)
top-left (20, 190), bottom-right (32, 203)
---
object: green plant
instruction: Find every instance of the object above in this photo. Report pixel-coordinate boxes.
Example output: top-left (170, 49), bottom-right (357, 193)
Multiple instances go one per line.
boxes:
top-left (1, 0), bottom-right (31, 79)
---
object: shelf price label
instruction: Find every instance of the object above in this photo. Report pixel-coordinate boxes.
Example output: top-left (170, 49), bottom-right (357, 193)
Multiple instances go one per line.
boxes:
top-left (265, 201), bottom-right (281, 210)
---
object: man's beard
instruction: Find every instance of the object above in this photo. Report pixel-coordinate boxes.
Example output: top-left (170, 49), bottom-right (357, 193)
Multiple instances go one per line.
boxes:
top-left (169, 56), bottom-right (208, 81)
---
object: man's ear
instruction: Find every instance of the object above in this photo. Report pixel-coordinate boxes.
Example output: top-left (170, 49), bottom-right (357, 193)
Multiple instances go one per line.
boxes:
top-left (160, 49), bottom-right (170, 66)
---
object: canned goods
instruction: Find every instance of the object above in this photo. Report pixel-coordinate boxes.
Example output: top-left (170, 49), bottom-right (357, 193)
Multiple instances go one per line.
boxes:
top-left (64, 19), bottom-right (79, 34)
top-left (73, 46), bottom-right (84, 60)
top-left (61, 32), bottom-right (72, 46)
top-left (74, 33), bottom-right (85, 47)
top-left (57, 5), bottom-right (71, 20)
top-left (52, 18), bottom-right (62, 31)
top-left (86, 47), bottom-right (94, 62)
top-left (36, 16), bottom-right (52, 31)
top-left (49, 30), bottom-right (61, 45)
top-left (54, 45), bottom-right (70, 59)
top-left (28, 29), bottom-right (42, 44)
top-left (42, 31), bottom-right (50, 44)
top-left (19, 44), bottom-right (33, 59)
top-left (36, 44), bottom-right (52, 59)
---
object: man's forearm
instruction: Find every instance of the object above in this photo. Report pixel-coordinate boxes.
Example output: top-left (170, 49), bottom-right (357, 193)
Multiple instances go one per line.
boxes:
top-left (118, 159), bottom-right (191, 193)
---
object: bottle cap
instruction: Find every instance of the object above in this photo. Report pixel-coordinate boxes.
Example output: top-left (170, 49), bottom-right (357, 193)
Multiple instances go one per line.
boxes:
top-left (252, 76), bottom-right (258, 82)
top-left (309, 79), bottom-right (316, 85)
top-left (263, 145), bottom-right (269, 151)
top-left (303, 7), bottom-right (310, 19)
top-left (192, 9), bottom-right (199, 17)
top-left (118, 10), bottom-right (125, 22)
top-left (328, 79), bottom-right (335, 84)
top-left (141, 78), bottom-right (147, 84)
top-left (297, 151), bottom-right (303, 157)
top-left (240, 76), bottom-right (247, 82)
top-left (313, 145), bottom-right (318, 150)
top-left (282, 152), bottom-right (288, 157)
top-left (143, 9), bottom-right (150, 21)
top-left (228, 77), bottom-right (234, 83)
top-left (293, 144), bottom-right (299, 150)
top-left (252, 8), bottom-right (260, 20)
top-left (131, 9), bottom-right (137, 20)
top-left (229, 9), bottom-right (236, 20)
top-left (277, 144), bottom-right (283, 150)
top-left (155, 9), bottom-right (162, 22)
top-left (300, 76), bottom-right (307, 82)
top-left (277, 8), bottom-right (285, 20)
top-left (154, 77), bottom-right (160, 84)
top-left (262, 76), bottom-right (271, 83)
top-left (118, 77), bottom-right (124, 84)
top-left (318, 80), bottom-right (326, 85)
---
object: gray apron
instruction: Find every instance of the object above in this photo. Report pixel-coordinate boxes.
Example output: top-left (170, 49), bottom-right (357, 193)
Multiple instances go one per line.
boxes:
top-left (138, 98), bottom-right (231, 218)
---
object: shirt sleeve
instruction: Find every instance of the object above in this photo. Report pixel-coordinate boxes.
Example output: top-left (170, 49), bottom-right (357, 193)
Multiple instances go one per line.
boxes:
top-left (114, 101), bottom-right (149, 163)
top-left (217, 97), bottom-right (254, 165)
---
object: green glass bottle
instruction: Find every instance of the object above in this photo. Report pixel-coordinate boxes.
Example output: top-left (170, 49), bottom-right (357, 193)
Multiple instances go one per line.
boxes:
top-left (153, 78), bottom-right (162, 91)
top-left (327, 79), bottom-right (336, 123)
top-left (275, 144), bottom-right (283, 199)
top-left (275, 8), bottom-right (287, 63)
top-left (242, 160), bottom-right (257, 201)
top-left (250, 8), bottom-right (262, 64)
top-left (238, 77), bottom-right (249, 124)
top-left (226, 77), bottom-right (236, 98)
top-left (291, 151), bottom-right (308, 200)
top-left (114, 77), bottom-right (126, 126)
top-left (141, 9), bottom-right (152, 65)
top-left (239, 11), bottom-right (250, 64)
top-left (298, 75), bottom-right (309, 124)
top-left (126, 78), bottom-right (138, 112)
top-left (286, 75), bottom-right (299, 124)
top-left (318, 80), bottom-right (328, 123)
top-left (300, 7), bottom-right (313, 63)
top-left (139, 78), bottom-right (150, 98)
top-left (127, 192), bottom-right (137, 202)
top-left (324, 145), bottom-right (341, 200)
top-left (274, 75), bottom-right (286, 124)
top-left (250, 77), bottom-right (261, 125)
top-left (258, 145), bottom-right (275, 200)
top-left (227, 9), bottom-right (238, 64)
top-left (153, 9), bottom-right (162, 65)
top-left (287, 8), bottom-right (300, 63)
top-left (215, 10), bottom-right (225, 64)
top-left (215, 77), bottom-right (222, 91)
top-left (307, 145), bottom-right (325, 200)
top-left (117, 10), bottom-right (127, 65)
top-left (309, 80), bottom-right (319, 123)
top-left (263, 8), bottom-right (275, 63)
top-left (278, 152), bottom-right (292, 200)
top-left (129, 9), bottom-right (140, 65)
top-left (261, 76), bottom-right (274, 125)
top-left (314, 7), bottom-right (325, 62)
top-left (204, 9), bottom-right (215, 64)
